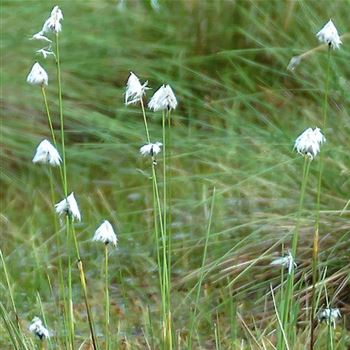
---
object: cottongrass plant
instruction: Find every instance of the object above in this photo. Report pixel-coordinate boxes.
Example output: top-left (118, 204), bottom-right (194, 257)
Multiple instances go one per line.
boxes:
top-left (125, 73), bottom-right (177, 349)
top-left (93, 220), bottom-right (118, 350)
top-left (27, 5), bottom-right (99, 349)
top-left (277, 126), bottom-right (325, 349)
top-left (277, 19), bottom-right (340, 350)
top-left (310, 19), bottom-right (342, 350)
top-left (149, 83), bottom-right (177, 349)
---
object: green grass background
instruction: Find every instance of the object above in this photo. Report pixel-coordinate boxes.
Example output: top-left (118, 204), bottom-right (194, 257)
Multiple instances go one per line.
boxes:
top-left (1, 0), bottom-right (349, 348)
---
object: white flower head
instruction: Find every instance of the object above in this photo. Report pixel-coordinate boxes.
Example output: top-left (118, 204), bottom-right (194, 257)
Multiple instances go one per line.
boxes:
top-left (29, 317), bottom-right (50, 340)
top-left (316, 20), bottom-right (342, 49)
top-left (317, 308), bottom-right (341, 329)
top-left (27, 62), bottom-right (48, 86)
top-left (125, 72), bottom-right (148, 105)
top-left (36, 48), bottom-right (55, 59)
top-left (55, 192), bottom-right (81, 222)
top-left (32, 139), bottom-right (62, 166)
top-left (270, 251), bottom-right (297, 275)
top-left (42, 5), bottom-right (64, 34)
top-left (93, 220), bottom-right (118, 246)
top-left (148, 84), bottom-right (177, 111)
top-left (294, 127), bottom-right (326, 160)
top-left (140, 142), bottom-right (162, 157)
top-left (30, 32), bottom-right (52, 43)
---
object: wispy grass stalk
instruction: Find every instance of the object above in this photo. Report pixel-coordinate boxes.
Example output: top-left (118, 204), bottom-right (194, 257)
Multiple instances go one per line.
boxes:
top-left (104, 244), bottom-right (110, 350)
top-left (188, 188), bottom-right (215, 349)
top-left (310, 45), bottom-right (331, 350)
top-left (278, 156), bottom-right (311, 349)
top-left (70, 222), bottom-right (98, 350)
top-left (55, 33), bottom-right (67, 196)
top-left (161, 109), bottom-right (173, 349)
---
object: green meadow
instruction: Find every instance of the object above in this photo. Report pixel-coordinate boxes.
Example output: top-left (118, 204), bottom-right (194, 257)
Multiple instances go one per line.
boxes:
top-left (1, 1), bottom-right (349, 349)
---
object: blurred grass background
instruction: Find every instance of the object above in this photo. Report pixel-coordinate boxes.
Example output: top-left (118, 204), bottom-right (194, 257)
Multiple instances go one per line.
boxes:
top-left (1, 0), bottom-right (349, 348)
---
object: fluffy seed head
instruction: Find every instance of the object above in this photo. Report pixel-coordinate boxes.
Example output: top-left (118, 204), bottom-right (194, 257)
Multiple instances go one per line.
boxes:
top-left (55, 192), bottom-right (81, 222)
top-left (125, 72), bottom-right (148, 105)
top-left (294, 127), bottom-right (326, 160)
top-left (93, 220), bottom-right (118, 246)
top-left (270, 251), bottom-right (297, 275)
top-left (148, 84), bottom-right (177, 111)
top-left (140, 142), bottom-right (162, 156)
top-left (29, 317), bottom-right (50, 340)
top-left (32, 139), bottom-right (62, 166)
top-left (317, 308), bottom-right (341, 329)
top-left (42, 5), bottom-right (64, 33)
top-left (27, 62), bottom-right (48, 86)
top-left (30, 32), bottom-right (52, 43)
top-left (316, 19), bottom-right (342, 49)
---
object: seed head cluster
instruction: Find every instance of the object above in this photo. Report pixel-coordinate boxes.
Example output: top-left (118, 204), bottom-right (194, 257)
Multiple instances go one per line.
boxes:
top-left (32, 139), bottom-right (62, 166)
top-left (93, 220), bottom-right (118, 246)
top-left (29, 317), bottom-right (50, 340)
top-left (316, 20), bottom-right (342, 49)
top-left (294, 127), bottom-right (326, 160)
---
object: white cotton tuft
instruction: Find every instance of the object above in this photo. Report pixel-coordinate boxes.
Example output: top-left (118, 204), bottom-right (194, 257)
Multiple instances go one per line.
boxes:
top-left (32, 139), bottom-right (62, 166)
top-left (316, 20), bottom-right (342, 49)
top-left (93, 220), bottom-right (118, 246)
top-left (55, 192), bottom-right (81, 222)
top-left (294, 127), bottom-right (326, 160)
top-left (139, 142), bottom-right (162, 157)
top-left (125, 72), bottom-right (148, 105)
top-left (27, 62), bottom-right (48, 86)
top-left (148, 84), bottom-right (177, 112)
top-left (29, 317), bottom-right (50, 340)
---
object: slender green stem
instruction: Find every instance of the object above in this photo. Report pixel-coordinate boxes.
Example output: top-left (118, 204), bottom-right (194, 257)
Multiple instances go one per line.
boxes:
top-left (310, 45), bottom-right (331, 350)
top-left (291, 158), bottom-right (311, 257)
top-left (166, 110), bottom-right (172, 304)
top-left (322, 46), bottom-right (331, 130)
top-left (47, 168), bottom-right (67, 349)
top-left (279, 156), bottom-right (311, 349)
top-left (152, 167), bottom-right (163, 296)
top-left (140, 99), bottom-right (151, 144)
top-left (41, 86), bottom-right (57, 145)
top-left (66, 218), bottom-right (74, 350)
top-left (55, 33), bottom-right (67, 197)
top-left (151, 164), bottom-right (170, 347)
top-left (69, 223), bottom-right (98, 349)
top-left (104, 244), bottom-right (110, 350)
top-left (188, 188), bottom-right (216, 349)
top-left (162, 110), bottom-right (171, 317)
top-left (41, 87), bottom-right (65, 186)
